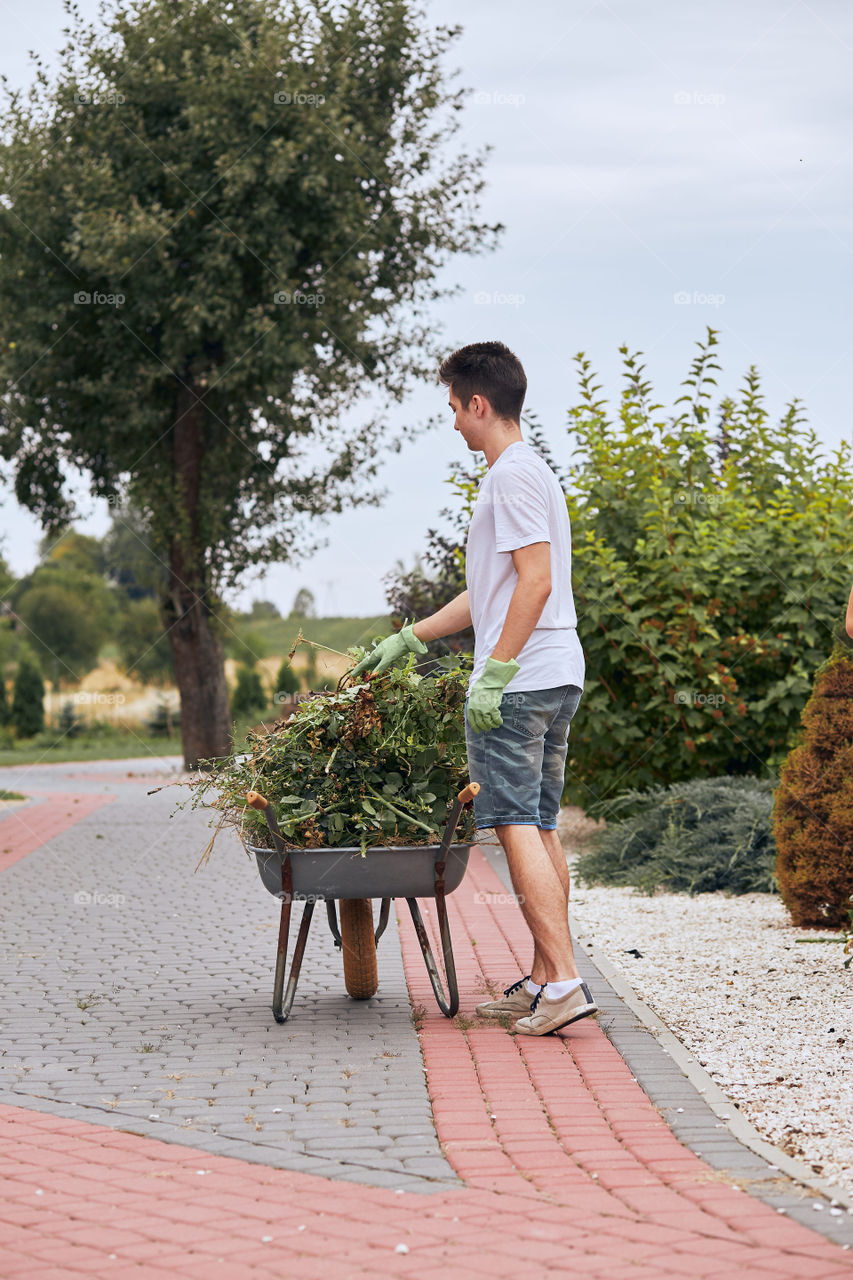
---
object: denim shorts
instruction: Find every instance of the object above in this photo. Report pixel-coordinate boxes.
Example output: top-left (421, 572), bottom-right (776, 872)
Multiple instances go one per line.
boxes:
top-left (463, 684), bottom-right (584, 830)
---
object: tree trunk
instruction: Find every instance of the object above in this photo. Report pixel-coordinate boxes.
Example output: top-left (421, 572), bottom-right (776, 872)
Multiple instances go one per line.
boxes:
top-left (166, 586), bottom-right (232, 770)
top-left (163, 380), bottom-right (233, 770)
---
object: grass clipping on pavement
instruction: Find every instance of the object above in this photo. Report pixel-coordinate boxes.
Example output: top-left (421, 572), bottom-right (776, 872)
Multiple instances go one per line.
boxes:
top-left (186, 651), bottom-right (478, 863)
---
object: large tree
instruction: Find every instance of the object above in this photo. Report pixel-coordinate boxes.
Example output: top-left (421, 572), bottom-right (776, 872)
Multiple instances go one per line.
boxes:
top-left (12, 542), bottom-right (120, 684)
top-left (0, 0), bottom-right (498, 767)
top-left (15, 578), bottom-right (106, 685)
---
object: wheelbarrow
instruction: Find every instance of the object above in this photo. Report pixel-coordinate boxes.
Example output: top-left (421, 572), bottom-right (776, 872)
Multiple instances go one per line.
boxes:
top-left (243, 782), bottom-right (480, 1023)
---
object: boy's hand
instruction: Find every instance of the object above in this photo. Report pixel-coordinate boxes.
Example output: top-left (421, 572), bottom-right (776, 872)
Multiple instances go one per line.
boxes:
top-left (349, 622), bottom-right (427, 678)
top-left (466, 656), bottom-right (521, 732)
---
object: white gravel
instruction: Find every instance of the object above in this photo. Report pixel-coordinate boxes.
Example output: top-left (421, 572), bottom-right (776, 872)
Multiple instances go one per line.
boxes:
top-left (565, 869), bottom-right (853, 1196)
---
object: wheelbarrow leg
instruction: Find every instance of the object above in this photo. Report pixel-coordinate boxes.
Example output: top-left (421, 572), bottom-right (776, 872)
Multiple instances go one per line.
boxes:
top-left (405, 781), bottom-right (477, 1018)
top-left (406, 889), bottom-right (459, 1018)
top-left (272, 898), bottom-right (316, 1024)
top-left (325, 899), bottom-right (342, 947)
top-left (272, 893), bottom-right (291, 1021)
top-left (374, 897), bottom-right (391, 944)
top-left (270, 842), bottom-right (314, 1024)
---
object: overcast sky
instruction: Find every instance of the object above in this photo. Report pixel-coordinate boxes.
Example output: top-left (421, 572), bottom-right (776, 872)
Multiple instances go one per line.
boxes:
top-left (1, 0), bottom-right (851, 616)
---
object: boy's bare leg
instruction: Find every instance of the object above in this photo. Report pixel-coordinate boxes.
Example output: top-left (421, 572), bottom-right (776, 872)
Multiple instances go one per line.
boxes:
top-left (530, 827), bottom-right (572, 985)
top-left (494, 823), bottom-right (579, 984)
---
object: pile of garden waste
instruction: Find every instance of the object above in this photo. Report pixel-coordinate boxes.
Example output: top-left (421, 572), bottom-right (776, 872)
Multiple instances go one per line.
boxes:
top-left (185, 652), bottom-right (478, 861)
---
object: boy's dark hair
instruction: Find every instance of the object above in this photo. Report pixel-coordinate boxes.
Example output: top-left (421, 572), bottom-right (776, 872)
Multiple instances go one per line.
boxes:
top-left (438, 341), bottom-right (527, 422)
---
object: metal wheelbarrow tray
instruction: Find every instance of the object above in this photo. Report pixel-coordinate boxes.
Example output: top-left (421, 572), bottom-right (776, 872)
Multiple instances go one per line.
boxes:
top-left (244, 783), bottom-right (479, 1023)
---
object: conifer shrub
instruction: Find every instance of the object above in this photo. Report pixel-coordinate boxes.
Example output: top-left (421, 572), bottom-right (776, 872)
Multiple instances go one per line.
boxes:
top-left (11, 660), bottom-right (45, 737)
top-left (772, 622), bottom-right (853, 927)
top-left (575, 775), bottom-right (777, 896)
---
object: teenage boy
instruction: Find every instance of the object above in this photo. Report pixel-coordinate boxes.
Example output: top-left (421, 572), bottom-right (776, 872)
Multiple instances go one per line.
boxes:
top-left (350, 341), bottom-right (596, 1035)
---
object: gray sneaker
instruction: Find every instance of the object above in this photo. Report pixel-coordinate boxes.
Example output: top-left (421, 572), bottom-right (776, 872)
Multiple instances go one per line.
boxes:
top-left (513, 981), bottom-right (598, 1036)
top-left (476, 976), bottom-right (537, 1018)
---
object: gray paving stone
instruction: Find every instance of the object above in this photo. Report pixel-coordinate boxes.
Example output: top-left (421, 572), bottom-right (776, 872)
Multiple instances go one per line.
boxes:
top-left (0, 761), bottom-right (457, 1195)
top-left (381, 1123), bottom-right (440, 1139)
top-left (400, 1156), bottom-right (458, 1177)
top-left (304, 1134), bottom-right (393, 1152)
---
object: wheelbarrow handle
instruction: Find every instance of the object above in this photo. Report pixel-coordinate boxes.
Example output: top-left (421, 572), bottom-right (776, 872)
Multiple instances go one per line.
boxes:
top-left (246, 790), bottom-right (289, 855)
top-left (436, 781), bottom-right (480, 864)
top-left (457, 782), bottom-right (480, 805)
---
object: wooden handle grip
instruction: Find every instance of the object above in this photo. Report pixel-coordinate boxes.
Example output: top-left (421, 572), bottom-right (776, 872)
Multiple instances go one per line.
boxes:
top-left (246, 790), bottom-right (269, 810)
top-left (457, 782), bottom-right (480, 804)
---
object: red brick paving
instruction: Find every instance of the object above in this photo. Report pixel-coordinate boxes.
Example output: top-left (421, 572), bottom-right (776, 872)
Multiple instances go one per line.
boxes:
top-left (0, 791), bottom-right (116, 871)
top-left (1, 777), bottom-right (851, 1277)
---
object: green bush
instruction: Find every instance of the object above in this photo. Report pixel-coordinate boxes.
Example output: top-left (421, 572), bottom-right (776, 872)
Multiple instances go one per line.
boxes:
top-left (11, 660), bottom-right (45, 737)
top-left (574, 775), bottom-right (778, 896)
top-left (564, 330), bottom-right (853, 801)
top-left (231, 665), bottom-right (267, 718)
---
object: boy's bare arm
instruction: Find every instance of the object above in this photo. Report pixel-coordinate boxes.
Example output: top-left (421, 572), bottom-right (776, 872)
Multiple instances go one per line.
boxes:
top-left (846, 584), bottom-right (853, 639)
top-left (412, 590), bottom-right (472, 643)
top-left (491, 542), bottom-right (551, 662)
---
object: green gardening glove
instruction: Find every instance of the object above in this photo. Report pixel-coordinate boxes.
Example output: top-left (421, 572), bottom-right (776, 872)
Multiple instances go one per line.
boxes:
top-left (349, 622), bottom-right (428, 679)
top-left (466, 656), bottom-right (521, 733)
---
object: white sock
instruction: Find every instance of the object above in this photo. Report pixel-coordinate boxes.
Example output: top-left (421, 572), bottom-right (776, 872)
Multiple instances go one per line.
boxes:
top-left (525, 978), bottom-right (541, 996)
top-left (545, 977), bottom-right (583, 1000)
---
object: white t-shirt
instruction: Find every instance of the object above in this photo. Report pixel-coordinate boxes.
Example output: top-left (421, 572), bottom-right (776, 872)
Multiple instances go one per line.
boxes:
top-left (465, 440), bottom-right (585, 695)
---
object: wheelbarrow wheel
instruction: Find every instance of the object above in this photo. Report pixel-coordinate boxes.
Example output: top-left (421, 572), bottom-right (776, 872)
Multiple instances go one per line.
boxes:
top-left (339, 898), bottom-right (378, 999)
